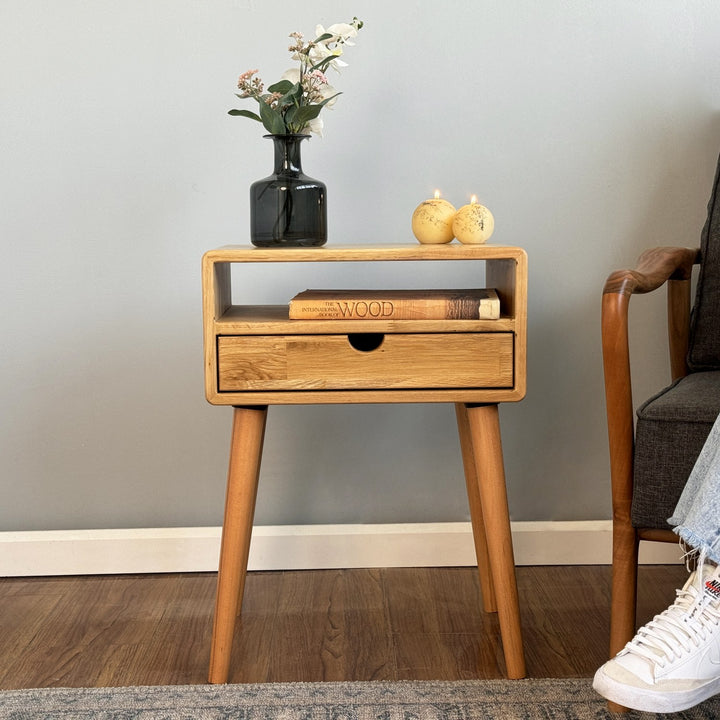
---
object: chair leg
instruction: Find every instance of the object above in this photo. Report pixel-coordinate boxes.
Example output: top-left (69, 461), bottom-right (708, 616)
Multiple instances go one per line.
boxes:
top-left (455, 403), bottom-right (497, 613)
top-left (208, 405), bottom-right (268, 685)
top-left (606, 521), bottom-right (639, 713)
top-left (610, 520), bottom-right (639, 658)
top-left (465, 403), bottom-right (526, 679)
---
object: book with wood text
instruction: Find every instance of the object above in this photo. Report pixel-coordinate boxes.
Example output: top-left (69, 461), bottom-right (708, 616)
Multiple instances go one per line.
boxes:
top-left (288, 288), bottom-right (501, 320)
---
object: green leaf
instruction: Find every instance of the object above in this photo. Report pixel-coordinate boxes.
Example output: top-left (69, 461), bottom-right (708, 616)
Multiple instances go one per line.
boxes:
top-left (292, 106), bottom-right (317, 125)
top-left (314, 32), bottom-right (334, 43)
top-left (309, 57), bottom-right (333, 73)
top-left (283, 93), bottom-right (342, 130)
top-left (277, 82), bottom-right (303, 109)
top-left (258, 101), bottom-right (287, 134)
top-left (292, 103), bottom-right (325, 125)
top-left (284, 105), bottom-right (299, 126)
top-left (228, 108), bottom-right (262, 122)
top-left (267, 79), bottom-right (294, 95)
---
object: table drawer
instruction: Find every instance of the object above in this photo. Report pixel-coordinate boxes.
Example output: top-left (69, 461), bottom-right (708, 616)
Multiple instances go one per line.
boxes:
top-left (217, 333), bottom-right (514, 392)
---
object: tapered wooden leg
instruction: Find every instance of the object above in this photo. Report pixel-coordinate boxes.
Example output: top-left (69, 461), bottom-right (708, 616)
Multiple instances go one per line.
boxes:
top-left (455, 403), bottom-right (497, 613)
top-left (610, 520), bottom-right (639, 658)
top-left (607, 523), bottom-right (639, 713)
top-left (208, 406), bottom-right (268, 684)
top-left (465, 403), bottom-right (526, 679)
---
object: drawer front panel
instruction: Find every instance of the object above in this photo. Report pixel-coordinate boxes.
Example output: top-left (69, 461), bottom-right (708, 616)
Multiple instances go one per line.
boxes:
top-left (217, 333), bottom-right (514, 392)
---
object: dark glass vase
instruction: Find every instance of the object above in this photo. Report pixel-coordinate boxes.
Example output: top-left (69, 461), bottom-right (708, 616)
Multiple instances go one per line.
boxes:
top-left (250, 134), bottom-right (327, 247)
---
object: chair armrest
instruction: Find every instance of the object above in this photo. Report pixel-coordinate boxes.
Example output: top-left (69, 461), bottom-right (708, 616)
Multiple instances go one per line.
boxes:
top-left (601, 247), bottom-right (699, 529)
top-left (604, 246), bottom-right (699, 380)
top-left (603, 246), bottom-right (698, 297)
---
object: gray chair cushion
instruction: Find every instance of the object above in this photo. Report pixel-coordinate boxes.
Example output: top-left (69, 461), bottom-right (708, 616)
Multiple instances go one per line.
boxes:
top-left (688, 153), bottom-right (720, 371)
top-left (632, 371), bottom-right (720, 529)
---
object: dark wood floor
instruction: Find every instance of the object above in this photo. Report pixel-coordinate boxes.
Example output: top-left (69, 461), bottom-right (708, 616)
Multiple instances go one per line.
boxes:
top-left (0, 564), bottom-right (687, 689)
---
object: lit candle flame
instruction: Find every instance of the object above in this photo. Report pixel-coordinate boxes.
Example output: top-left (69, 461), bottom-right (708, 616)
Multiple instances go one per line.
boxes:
top-left (434, 189), bottom-right (441, 199)
top-left (470, 195), bottom-right (478, 204)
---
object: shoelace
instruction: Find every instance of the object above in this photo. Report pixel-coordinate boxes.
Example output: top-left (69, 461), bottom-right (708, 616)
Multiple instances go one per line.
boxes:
top-left (625, 580), bottom-right (720, 668)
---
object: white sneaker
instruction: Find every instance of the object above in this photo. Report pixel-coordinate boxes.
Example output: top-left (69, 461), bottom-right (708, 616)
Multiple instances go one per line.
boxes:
top-left (593, 563), bottom-right (720, 713)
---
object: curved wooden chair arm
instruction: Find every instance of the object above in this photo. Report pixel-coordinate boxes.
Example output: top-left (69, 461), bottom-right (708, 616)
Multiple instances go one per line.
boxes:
top-left (603, 246), bottom-right (699, 297)
top-left (601, 246), bottom-right (700, 525)
top-left (603, 246), bottom-right (700, 383)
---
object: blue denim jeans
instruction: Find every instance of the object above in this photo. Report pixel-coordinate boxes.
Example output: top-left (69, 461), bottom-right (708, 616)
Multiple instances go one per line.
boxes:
top-left (668, 412), bottom-right (720, 564)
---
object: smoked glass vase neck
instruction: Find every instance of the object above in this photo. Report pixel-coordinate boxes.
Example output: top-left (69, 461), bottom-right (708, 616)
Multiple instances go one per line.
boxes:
top-left (269, 134), bottom-right (307, 175)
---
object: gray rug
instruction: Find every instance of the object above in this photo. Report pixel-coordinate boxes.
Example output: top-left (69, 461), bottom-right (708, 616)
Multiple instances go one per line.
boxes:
top-left (0, 679), bottom-right (719, 719)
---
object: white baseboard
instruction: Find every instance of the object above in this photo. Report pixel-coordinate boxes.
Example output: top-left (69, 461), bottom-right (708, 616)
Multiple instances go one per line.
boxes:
top-left (0, 521), bottom-right (683, 577)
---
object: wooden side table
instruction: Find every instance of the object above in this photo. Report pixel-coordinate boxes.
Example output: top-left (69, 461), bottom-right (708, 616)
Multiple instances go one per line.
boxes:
top-left (202, 243), bottom-right (528, 682)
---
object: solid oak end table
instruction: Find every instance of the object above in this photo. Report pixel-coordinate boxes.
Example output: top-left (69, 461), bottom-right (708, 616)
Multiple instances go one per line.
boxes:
top-left (202, 243), bottom-right (528, 682)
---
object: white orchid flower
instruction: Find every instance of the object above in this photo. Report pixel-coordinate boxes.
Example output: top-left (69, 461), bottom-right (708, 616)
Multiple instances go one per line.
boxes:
top-left (316, 22), bottom-right (358, 45)
top-left (304, 116), bottom-right (324, 136)
top-left (281, 68), bottom-right (301, 84)
top-left (317, 78), bottom-right (338, 107)
top-left (308, 41), bottom-right (348, 71)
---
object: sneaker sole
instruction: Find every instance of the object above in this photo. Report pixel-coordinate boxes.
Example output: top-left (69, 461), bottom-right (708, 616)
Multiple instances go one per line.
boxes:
top-left (593, 666), bottom-right (720, 713)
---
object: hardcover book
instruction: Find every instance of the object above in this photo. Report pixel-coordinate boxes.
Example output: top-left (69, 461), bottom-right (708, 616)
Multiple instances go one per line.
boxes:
top-left (288, 288), bottom-right (500, 320)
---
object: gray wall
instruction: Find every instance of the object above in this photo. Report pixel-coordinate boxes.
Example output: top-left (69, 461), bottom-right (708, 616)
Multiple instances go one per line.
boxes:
top-left (2, 1), bottom-right (719, 532)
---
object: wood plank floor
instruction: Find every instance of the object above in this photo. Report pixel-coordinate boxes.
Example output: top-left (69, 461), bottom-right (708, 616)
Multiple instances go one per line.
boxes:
top-left (0, 564), bottom-right (687, 689)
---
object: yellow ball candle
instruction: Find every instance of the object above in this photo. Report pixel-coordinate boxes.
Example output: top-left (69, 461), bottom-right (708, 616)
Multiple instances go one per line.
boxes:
top-left (411, 190), bottom-right (456, 244)
top-left (452, 196), bottom-right (494, 244)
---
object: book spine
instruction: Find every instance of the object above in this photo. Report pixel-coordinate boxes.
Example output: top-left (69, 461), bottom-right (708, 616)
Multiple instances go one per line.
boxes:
top-left (289, 297), bottom-right (495, 320)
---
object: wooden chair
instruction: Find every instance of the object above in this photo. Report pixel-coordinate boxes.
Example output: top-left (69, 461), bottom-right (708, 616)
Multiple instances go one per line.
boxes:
top-left (601, 152), bottom-right (720, 665)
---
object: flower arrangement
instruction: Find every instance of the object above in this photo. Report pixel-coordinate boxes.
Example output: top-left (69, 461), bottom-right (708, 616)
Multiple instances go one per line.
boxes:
top-left (230, 18), bottom-right (363, 137)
